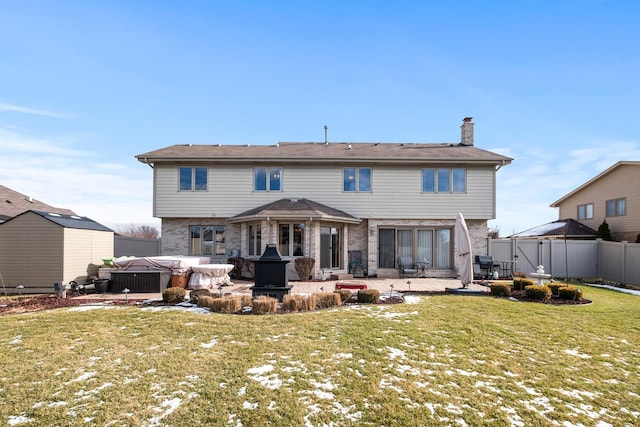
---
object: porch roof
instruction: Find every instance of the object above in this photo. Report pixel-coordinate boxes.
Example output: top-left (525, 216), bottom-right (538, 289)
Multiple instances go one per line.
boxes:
top-left (228, 198), bottom-right (362, 224)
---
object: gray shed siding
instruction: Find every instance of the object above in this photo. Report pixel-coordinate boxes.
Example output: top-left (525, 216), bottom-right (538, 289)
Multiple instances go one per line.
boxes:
top-left (0, 211), bottom-right (114, 293)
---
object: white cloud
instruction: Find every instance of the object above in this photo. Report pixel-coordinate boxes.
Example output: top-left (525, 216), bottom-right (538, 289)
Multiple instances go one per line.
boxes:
top-left (0, 125), bottom-right (158, 231)
top-left (0, 101), bottom-right (72, 119)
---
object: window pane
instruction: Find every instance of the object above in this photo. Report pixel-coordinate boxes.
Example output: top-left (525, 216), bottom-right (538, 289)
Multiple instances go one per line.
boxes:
top-left (249, 224), bottom-right (261, 256)
top-left (422, 169), bottom-right (435, 192)
top-left (254, 168), bottom-right (267, 191)
top-left (586, 204), bottom-right (593, 219)
top-left (279, 224), bottom-right (290, 256)
top-left (180, 167), bottom-right (192, 191)
top-left (378, 229), bottom-right (395, 268)
top-left (437, 169), bottom-right (450, 192)
top-left (194, 167), bottom-right (208, 190)
top-left (344, 168), bottom-right (356, 192)
top-left (606, 200), bottom-right (616, 217)
top-left (359, 168), bottom-right (371, 192)
top-left (203, 226), bottom-right (214, 243)
top-left (417, 230), bottom-right (433, 265)
top-left (190, 226), bottom-right (201, 255)
top-left (293, 223), bottom-right (304, 256)
top-left (270, 167), bottom-right (282, 191)
top-left (617, 199), bottom-right (625, 216)
top-left (452, 169), bottom-right (465, 193)
top-left (578, 205), bottom-right (585, 220)
top-left (397, 230), bottom-right (413, 261)
top-left (215, 226), bottom-right (225, 256)
top-left (435, 229), bottom-right (451, 268)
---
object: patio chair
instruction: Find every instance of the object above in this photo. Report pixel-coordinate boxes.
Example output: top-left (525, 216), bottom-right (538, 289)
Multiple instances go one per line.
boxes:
top-left (348, 250), bottom-right (366, 278)
top-left (398, 256), bottom-right (418, 278)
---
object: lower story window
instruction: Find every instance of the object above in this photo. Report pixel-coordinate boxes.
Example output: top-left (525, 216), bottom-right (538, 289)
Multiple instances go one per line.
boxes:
top-left (190, 225), bottom-right (225, 256)
top-left (279, 223), bottom-right (305, 256)
top-left (378, 228), bottom-right (451, 269)
top-left (248, 224), bottom-right (262, 256)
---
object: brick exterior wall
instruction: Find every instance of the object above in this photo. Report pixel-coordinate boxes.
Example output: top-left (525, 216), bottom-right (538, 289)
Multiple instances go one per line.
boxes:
top-left (161, 217), bottom-right (488, 280)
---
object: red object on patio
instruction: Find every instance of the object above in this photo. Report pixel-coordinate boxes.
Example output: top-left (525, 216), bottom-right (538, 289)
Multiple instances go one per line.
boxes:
top-left (335, 282), bottom-right (368, 290)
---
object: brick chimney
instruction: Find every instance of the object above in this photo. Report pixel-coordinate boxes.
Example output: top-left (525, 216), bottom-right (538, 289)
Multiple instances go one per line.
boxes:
top-left (460, 117), bottom-right (474, 146)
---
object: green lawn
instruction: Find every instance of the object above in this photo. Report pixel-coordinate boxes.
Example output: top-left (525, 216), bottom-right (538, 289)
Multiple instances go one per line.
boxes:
top-left (1, 286), bottom-right (639, 426)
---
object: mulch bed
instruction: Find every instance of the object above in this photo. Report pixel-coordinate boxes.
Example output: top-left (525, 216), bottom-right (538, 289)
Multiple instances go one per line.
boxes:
top-left (508, 290), bottom-right (592, 305)
top-left (0, 295), bottom-right (146, 315)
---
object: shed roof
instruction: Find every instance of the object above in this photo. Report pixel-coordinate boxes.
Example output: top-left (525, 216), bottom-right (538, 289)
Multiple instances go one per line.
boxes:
top-left (137, 142), bottom-right (512, 166)
top-left (0, 184), bottom-right (76, 222)
top-left (508, 218), bottom-right (596, 238)
top-left (228, 198), bottom-right (361, 224)
top-left (1, 210), bottom-right (113, 232)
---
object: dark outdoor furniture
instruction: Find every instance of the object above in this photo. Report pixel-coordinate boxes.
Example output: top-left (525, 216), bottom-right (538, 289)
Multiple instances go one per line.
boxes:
top-left (473, 255), bottom-right (500, 280)
top-left (398, 256), bottom-right (418, 278)
top-left (251, 244), bottom-right (292, 302)
top-left (348, 250), bottom-right (366, 278)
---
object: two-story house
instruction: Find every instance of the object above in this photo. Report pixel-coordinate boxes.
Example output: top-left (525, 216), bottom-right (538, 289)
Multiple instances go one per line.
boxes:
top-left (551, 161), bottom-right (640, 242)
top-left (136, 118), bottom-right (512, 279)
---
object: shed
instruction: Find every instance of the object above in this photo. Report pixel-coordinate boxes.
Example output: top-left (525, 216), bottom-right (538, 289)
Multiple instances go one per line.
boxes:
top-left (0, 210), bottom-right (114, 294)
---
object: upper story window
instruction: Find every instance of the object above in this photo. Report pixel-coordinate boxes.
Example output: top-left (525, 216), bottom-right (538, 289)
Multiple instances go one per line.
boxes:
top-left (606, 198), bottom-right (626, 217)
top-left (422, 168), bottom-right (466, 193)
top-left (180, 167), bottom-right (208, 191)
top-left (254, 167), bottom-right (282, 191)
top-left (577, 203), bottom-right (594, 220)
top-left (343, 167), bottom-right (371, 192)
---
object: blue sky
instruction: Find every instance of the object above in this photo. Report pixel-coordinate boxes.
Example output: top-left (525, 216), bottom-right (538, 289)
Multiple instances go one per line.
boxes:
top-left (1, 0), bottom-right (639, 235)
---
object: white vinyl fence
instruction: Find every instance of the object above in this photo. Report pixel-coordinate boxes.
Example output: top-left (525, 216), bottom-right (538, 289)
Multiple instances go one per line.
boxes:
top-left (488, 238), bottom-right (640, 286)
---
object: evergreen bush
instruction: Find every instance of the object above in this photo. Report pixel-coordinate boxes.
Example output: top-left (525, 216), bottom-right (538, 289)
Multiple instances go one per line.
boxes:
top-left (558, 286), bottom-right (583, 301)
top-left (513, 277), bottom-right (534, 291)
top-left (525, 285), bottom-right (551, 302)
top-left (490, 282), bottom-right (511, 297)
top-left (357, 289), bottom-right (380, 304)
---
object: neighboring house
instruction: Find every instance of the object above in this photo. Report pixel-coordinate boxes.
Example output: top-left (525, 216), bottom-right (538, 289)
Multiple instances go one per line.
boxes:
top-left (0, 184), bottom-right (76, 222)
top-left (136, 118), bottom-right (512, 279)
top-left (0, 210), bottom-right (114, 293)
top-left (551, 161), bottom-right (640, 242)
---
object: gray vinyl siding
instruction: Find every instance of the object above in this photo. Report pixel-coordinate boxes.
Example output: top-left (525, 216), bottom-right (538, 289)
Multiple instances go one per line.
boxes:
top-left (153, 163), bottom-right (497, 220)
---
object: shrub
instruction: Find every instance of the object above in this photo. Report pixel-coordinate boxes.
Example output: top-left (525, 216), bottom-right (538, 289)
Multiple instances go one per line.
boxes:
top-left (334, 289), bottom-right (352, 304)
top-left (252, 296), bottom-right (278, 315)
top-left (190, 288), bottom-right (213, 304)
top-left (197, 295), bottom-right (214, 309)
top-left (300, 295), bottom-right (317, 311)
top-left (547, 283), bottom-right (568, 296)
top-left (513, 277), bottom-right (534, 291)
top-left (210, 296), bottom-right (243, 313)
top-left (490, 282), bottom-right (511, 297)
top-left (558, 286), bottom-right (584, 301)
top-left (525, 285), bottom-right (552, 302)
top-left (240, 295), bottom-right (252, 307)
top-left (357, 289), bottom-right (380, 304)
top-left (294, 257), bottom-right (315, 280)
top-left (512, 271), bottom-right (527, 278)
top-left (163, 287), bottom-right (186, 303)
top-left (282, 294), bottom-right (303, 312)
top-left (315, 292), bottom-right (341, 309)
